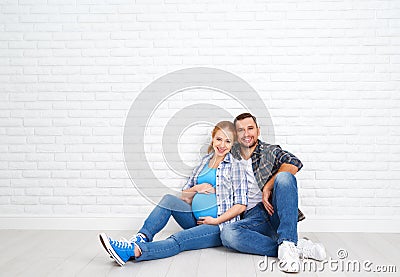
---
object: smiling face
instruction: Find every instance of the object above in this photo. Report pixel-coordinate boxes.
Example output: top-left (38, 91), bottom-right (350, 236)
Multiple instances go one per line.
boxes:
top-left (235, 117), bottom-right (260, 149)
top-left (211, 129), bottom-right (234, 158)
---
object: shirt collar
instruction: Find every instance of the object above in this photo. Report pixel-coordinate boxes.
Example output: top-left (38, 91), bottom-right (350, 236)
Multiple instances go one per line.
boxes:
top-left (223, 152), bottom-right (233, 163)
top-left (206, 151), bottom-right (233, 164)
top-left (252, 139), bottom-right (264, 156)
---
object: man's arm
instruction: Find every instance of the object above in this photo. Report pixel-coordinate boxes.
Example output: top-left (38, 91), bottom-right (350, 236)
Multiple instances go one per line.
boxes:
top-left (262, 163), bottom-right (299, 215)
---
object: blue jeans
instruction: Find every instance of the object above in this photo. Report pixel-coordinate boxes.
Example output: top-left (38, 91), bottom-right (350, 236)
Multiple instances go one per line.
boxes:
top-left (135, 194), bottom-right (222, 261)
top-left (220, 172), bottom-right (298, 257)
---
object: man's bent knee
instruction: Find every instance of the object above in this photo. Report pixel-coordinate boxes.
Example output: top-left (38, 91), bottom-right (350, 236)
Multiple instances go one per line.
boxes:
top-left (274, 172), bottom-right (297, 189)
top-left (220, 225), bottom-right (240, 250)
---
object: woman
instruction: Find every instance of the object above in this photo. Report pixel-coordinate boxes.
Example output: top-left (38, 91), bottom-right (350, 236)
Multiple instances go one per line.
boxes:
top-left (99, 121), bottom-right (248, 265)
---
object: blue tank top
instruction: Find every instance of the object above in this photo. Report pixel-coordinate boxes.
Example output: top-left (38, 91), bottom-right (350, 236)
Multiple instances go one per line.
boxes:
top-left (191, 165), bottom-right (218, 220)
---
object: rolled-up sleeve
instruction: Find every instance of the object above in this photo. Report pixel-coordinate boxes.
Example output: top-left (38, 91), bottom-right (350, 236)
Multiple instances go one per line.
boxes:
top-left (274, 145), bottom-right (303, 172)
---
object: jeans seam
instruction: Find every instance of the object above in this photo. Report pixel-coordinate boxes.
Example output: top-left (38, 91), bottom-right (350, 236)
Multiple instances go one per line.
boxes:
top-left (140, 228), bottom-right (220, 255)
top-left (141, 241), bottom-right (177, 254)
top-left (175, 229), bottom-right (220, 244)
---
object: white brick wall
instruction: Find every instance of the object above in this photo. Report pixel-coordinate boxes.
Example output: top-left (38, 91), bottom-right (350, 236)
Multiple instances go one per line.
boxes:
top-left (1, 0), bottom-right (400, 231)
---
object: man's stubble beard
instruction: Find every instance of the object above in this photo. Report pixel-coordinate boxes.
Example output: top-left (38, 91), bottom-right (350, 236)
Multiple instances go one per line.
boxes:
top-left (239, 141), bottom-right (257, 157)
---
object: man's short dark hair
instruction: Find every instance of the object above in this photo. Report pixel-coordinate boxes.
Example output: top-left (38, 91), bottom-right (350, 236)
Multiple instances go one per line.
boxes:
top-left (234, 113), bottom-right (258, 128)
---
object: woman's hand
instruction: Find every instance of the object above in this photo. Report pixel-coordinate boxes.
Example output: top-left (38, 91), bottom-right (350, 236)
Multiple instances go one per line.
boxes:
top-left (195, 183), bottom-right (216, 194)
top-left (197, 216), bottom-right (219, 225)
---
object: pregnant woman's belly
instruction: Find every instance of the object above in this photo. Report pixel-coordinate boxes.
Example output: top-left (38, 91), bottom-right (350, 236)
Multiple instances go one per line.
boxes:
top-left (191, 193), bottom-right (218, 220)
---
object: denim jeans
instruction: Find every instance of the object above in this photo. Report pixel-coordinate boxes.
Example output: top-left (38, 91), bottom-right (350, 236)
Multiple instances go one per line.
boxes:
top-left (135, 194), bottom-right (222, 261)
top-left (220, 172), bottom-right (298, 257)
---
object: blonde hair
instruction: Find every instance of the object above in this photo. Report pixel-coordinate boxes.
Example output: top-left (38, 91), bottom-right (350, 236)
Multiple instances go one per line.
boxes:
top-left (207, 121), bottom-right (237, 153)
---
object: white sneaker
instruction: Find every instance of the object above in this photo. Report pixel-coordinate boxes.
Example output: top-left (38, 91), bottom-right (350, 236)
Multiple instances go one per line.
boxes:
top-left (297, 237), bottom-right (327, 261)
top-left (278, 241), bottom-right (300, 273)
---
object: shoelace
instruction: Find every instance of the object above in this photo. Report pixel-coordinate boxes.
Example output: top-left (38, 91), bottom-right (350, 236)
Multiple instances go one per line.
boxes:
top-left (298, 240), bottom-right (314, 259)
top-left (125, 233), bottom-right (147, 243)
top-left (110, 238), bottom-right (133, 249)
top-left (280, 243), bottom-right (299, 261)
top-left (279, 243), bottom-right (300, 272)
top-left (287, 243), bottom-right (299, 258)
top-left (123, 236), bottom-right (143, 256)
top-left (300, 246), bottom-right (313, 259)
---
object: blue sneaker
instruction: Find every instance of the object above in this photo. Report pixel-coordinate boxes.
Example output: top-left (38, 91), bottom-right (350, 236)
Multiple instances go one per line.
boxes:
top-left (99, 233), bottom-right (135, 266)
top-left (129, 233), bottom-right (149, 243)
top-left (98, 233), bottom-right (113, 259)
top-left (99, 233), bottom-right (148, 261)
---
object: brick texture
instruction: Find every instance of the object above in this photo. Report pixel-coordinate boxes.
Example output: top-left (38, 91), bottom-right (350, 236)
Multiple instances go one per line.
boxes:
top-left (0, 0), bottom-right (400, 223)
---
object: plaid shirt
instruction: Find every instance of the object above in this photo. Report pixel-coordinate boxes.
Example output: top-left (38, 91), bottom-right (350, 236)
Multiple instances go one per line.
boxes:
top-left (182, 152), bottom-right (248, 230)
top-left (231, 140), bottom-right (305, 221)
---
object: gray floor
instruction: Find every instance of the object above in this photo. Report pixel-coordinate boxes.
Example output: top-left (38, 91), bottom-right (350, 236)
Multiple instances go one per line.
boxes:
top-left (0, 230), bottom-right (399, 276)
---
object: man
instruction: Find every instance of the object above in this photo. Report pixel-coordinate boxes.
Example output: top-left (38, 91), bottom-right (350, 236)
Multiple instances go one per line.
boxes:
top-left (220, 113), bottom-right (326, 273)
